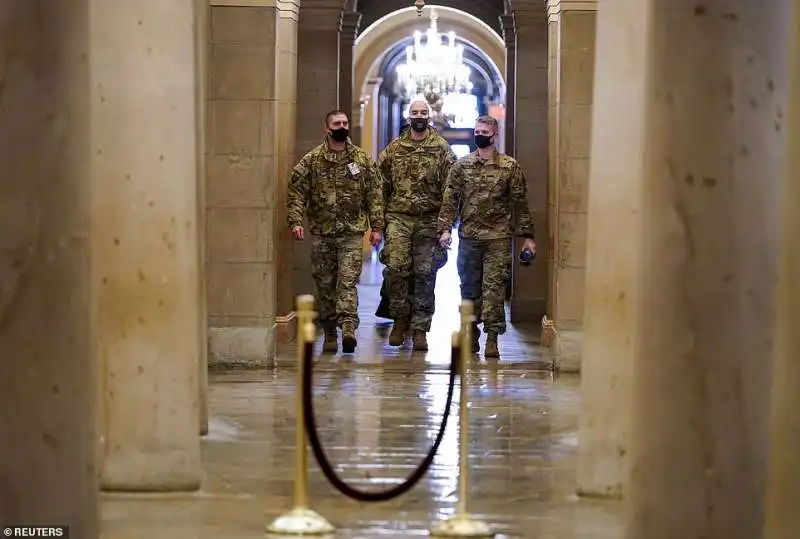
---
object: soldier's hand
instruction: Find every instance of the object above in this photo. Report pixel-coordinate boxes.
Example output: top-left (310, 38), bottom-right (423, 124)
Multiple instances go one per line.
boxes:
top-left (370, 230), bottom-right (382, 248)
top-left (292, 226), bottom-right (304, 240)
top-left (522, 238), bottom-right (536, 254)
top-left (438, 231), bottom-right (452, 249)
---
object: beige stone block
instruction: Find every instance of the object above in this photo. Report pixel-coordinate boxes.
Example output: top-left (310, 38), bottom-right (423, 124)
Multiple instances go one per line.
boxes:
top-left (277, 50), bottom-right (298, 97)
top-left (207, 208), bottom-right (274, 263)
top-left (558, 157), bottom-right (590, 213)
top-left (515, 73), bottom-right (549, 101)
top-left (559, 11), bottom-right (596, 50)
top-left (209, 99), bottom-right (261, 155)
top-left (557, 212), bottom-right (588, 268)
top-left (207, 154), bottom-right (274, 207)
top-left (210, 6), bottom-right (276, 45)
top-left (558, 47), bottom-right (595, 105)
top-left (275, 102), bottom-right (296, 157)
top-left (259, 100), bottom-right (277, 156)
top-left (555, 266), bottom-right (585, 324)
top-left (208, 314), bottom-right (272, 328)
top-left (276, 17), bottom-right (298, 54)
top-left (548, 21), bottom-right (559, 62)
top-left (208, 326), bottom-right (275, 365)
top-left (558, 103), bottom-right (592, 158)
top-left (207, 261), bottom-right (276, 317)
top-left (210, 43), bottom-right (276, 100)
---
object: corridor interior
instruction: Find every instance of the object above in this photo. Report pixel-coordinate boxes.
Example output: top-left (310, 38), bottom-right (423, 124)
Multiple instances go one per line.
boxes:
top-left (101, 243), bottom-right (623, 538)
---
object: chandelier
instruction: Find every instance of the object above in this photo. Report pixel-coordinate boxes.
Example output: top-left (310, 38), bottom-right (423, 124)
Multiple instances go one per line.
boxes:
top-left (395, 8), bottom-right (473, 99)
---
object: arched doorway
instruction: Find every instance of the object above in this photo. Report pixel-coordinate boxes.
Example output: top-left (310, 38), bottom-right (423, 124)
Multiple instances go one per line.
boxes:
top-left (354, 6), bottom-right (507, 159)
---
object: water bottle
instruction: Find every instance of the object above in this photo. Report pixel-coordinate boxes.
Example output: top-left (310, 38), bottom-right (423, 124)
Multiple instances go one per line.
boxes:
top-left (519, 248), bottom-right (536, 266)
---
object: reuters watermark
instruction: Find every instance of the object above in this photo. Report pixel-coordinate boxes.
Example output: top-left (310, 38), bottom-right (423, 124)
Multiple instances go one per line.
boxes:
top-left (2, 527), bottom-right (68, 538)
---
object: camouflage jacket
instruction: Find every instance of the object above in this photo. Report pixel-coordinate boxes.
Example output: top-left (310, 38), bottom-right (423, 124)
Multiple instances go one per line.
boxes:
top-left (286, 139), bottom-right (385, 237)
top-left (378, 128), bottom-right (457, 216)
top-left (437, 149), bottom-right (534, 240)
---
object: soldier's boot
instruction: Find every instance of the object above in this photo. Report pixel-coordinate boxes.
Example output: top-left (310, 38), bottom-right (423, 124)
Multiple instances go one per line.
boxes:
top-left (471, 323), bottom-right (480, 353)
top-left (322, 326), bottom-right (338, 353)
top-left (388, 319), bottom-right (409, 346)
top-left (412, 330), bottom-right (428, 351)
top-left (341, 324), bottom-right (357, 354)
top-left (484, 332), bottom-right (500, 358)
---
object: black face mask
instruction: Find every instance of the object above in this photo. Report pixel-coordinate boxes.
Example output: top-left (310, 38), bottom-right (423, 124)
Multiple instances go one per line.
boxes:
top-left (329, 128), bottom-right (349, 142)
top-left (409, 118), bottom-right (428, 132)
top-left (474, 134), bottom-right (493, 149)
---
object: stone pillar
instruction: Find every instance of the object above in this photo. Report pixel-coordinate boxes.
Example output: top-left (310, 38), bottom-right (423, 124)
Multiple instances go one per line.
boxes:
top-left (575, 0), bottom-right (635, 498)
top-left (351, 100), bottom-right (364, 146)
top-left (500, 14), bottom-right (516, 157)
top-left (545, 11), bottom-right (558, 322)
top-left (339, 11), bottom-right (361, 137)
top-left (509, 6), bottom-right (549, 323)
top-left (764, 6), bottom-right (800, 537)
top-left (362, 78), bottom-right (383, 159)
top-left (195, 0), bottom-right (210, 436)
top-left (206, 1), bottom-right (279, 366)
top-left (93, 0), bottom-right (202, 491)
top-left (274, 0), bottom-right (300, 343)
top-left (0, 2), bottom-right (98, 534)
top-left (548, 1), bottom-right (595, 347)
top-left (590, 1), bottom-right (786, 536)
top-left (293, 3), bottom-right (342, 296)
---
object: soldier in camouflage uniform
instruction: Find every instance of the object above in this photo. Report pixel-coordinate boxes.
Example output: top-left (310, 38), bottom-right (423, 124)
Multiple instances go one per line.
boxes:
top-left (287, 110), bottom-right (384, 354)
top-left (378, 100), bottom-right (457, 350)
top-left (437, 115), bottom-right (536, 358)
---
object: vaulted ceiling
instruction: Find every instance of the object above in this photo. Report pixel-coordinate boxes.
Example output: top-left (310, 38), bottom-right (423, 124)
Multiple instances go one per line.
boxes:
top-left (356, 0), bottom-right (508, 34)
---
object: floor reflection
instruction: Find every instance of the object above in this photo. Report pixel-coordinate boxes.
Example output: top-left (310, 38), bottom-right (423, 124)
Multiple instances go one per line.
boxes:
top-left (100, 243), bottom-right (622, 538)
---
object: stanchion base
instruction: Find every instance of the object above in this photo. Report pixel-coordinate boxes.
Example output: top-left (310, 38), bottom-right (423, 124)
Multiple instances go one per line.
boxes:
top-left (429, 515), bottom-right (495, 537)
top-left (266, 507), bottom-right (335, 535)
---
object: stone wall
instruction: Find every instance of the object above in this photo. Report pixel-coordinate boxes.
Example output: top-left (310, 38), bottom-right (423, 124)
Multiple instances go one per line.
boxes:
top-left (206, 2), bottom-right (279, 365)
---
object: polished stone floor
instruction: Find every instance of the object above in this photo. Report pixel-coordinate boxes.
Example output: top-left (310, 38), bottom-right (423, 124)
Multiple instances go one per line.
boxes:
top-left (101, 240), bottom-right (623, 538)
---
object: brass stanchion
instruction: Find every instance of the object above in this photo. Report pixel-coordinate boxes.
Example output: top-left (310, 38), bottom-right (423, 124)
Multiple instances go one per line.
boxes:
top-left (267, 295), bottom-right (335, 536)
top-left (430, 300), bottom-right (495, 538)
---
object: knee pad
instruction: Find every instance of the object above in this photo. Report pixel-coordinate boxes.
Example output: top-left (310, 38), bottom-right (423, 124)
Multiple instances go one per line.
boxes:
top-left (378, 247), bottom-right (388, 266)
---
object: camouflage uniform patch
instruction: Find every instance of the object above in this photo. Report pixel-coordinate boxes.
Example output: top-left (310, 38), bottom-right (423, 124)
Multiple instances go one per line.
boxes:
top-left (310, 235), bottom-right (364, 329)
top-left (287, 138), bottom-right (384, 330)
top-left (457, 238), bottom-right (512, 334)
top-left (287, 138), bottom-right (384, 236)
top-left (438, 149), bottom-right (535, 334)
top-left (378, 128), bottom-right (456, 331)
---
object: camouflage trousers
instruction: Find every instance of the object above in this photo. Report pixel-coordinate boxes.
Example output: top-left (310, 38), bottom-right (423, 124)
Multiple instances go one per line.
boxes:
top-left (383, 213), bottom-right (441, 331)
top-left (310, 234), bottom-right (363, 329)
top-left (457, 237), bottom-right (512, 335)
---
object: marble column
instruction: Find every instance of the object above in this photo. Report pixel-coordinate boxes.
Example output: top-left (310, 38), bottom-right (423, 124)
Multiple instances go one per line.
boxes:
top-left (0, 2), bottom-right (98, 534)
top-left (764, 5), bottom-right (800, 537)
top-left (293, 3), bottom-right (342, 296)
top-left (93, 0), bottom-right (202, 491)
top-left (500, 14), bottom-right (516, 157)
top-left (274, 0), bottom-right (300, 343)
top-left (206, 1), bottom-right (279, 366)
top-left (593, 1), bottom-right (787, 537)
top-left (575, 0), bottom-right (635, 499)
top-left (195, 0), bottom-right (210, 436)
top-left (339, 11), bottom-right (361, 138)
top-left (545, 12), bottom-right (558, 321)
top-left (548, 0), bottom-right (595, 340)
top-left (509, 6), bottom-right (549, 323)
top-left (362, 78), bottom-right (383, 159)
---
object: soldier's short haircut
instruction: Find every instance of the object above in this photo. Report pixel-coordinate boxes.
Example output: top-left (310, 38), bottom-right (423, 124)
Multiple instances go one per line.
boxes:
top-left (325, 109), bottom-right (349, 126)
top-left (475, 114), bottom-right (499, 134)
